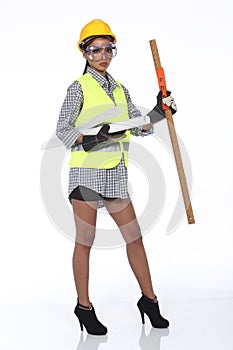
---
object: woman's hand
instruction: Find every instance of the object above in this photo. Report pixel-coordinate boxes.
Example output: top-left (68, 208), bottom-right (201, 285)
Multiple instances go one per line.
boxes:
top-left (76, 134), bottom-right (84, 144)
top-left (148, 91), bottom-right (177, 124)
top-left (82, 124), bottom-right (110, 151)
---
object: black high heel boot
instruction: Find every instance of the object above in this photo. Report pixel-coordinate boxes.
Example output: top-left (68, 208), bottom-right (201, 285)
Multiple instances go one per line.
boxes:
top-left (74, 301), bottom-right (107, 335)
top-left (137, 294), bottom-right (169, 328)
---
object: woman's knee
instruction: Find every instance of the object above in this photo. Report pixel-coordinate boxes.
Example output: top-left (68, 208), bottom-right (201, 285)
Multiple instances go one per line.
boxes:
top-left (75, 226), bottom-right (96, 246)
top-left (121, 222), bottom-right (142, 245)
top-left (126, 235), bottom-right (143, 246)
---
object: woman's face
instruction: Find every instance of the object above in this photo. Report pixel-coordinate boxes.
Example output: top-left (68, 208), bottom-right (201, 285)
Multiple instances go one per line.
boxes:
top-left (83, 37), bottom-right (114, 76)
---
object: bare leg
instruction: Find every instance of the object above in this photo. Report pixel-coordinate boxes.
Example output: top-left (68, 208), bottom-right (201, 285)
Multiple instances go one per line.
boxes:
top-left (104, 198), bottom-right (156, 301)
top-left (72, 200), bottom-right (98, 307)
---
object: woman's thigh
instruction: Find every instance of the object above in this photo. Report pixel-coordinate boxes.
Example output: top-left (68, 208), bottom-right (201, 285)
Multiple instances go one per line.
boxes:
top-left (72, 199), bottom-right (98, 246)
top-left (103, 198), bottom-right (141, 244)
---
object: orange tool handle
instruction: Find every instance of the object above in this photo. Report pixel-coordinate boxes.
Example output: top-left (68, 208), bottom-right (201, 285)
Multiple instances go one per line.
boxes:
top-left (149, 39), bottom-right (195, 225)
top-left (155, 67), bottom-right (169, 110)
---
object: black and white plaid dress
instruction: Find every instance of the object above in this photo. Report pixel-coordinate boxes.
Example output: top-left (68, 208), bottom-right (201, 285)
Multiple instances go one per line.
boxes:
top-left (56, 67), bottom-right (153, 207)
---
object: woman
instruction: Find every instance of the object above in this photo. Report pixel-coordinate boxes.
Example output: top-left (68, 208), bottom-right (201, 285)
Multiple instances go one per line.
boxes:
top-left (56, 19), bottom-right (176, 336)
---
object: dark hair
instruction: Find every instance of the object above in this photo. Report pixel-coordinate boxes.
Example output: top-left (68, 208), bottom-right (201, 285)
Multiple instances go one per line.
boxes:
top-left (80, 35), bottom-right (114, 51)
top-left (83, 60), bottom-right (90, 74)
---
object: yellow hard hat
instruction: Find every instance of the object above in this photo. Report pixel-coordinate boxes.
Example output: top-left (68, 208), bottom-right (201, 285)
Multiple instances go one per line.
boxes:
top-left (77, 19), bottom-right (117, 51)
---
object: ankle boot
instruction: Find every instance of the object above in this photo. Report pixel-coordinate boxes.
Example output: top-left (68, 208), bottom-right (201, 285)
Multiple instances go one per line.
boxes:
top-left (74, 301), bottom-right (107, 335)
top-left (137, 294), bottom-right (169, 328)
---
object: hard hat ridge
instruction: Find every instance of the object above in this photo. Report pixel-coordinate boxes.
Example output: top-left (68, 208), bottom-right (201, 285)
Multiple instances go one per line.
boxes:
top-left (77, 19), bottom-right (117, 51)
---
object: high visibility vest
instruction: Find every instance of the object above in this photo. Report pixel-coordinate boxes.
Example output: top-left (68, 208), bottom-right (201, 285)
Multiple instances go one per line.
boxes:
top-left (69, 73), bottom-right (130, 169)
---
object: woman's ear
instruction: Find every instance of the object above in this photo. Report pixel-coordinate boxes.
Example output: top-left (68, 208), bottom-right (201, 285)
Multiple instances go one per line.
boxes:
top-left (82, 51), bottom-right (88, 60)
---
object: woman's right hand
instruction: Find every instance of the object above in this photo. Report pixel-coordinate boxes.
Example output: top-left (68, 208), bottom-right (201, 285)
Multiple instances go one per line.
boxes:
top-left (82, 124), bottom-right (126, 152)
top-left (82, 124), bottom-right (110, 152)
top-left (76, 134), bottom-right (84, 144)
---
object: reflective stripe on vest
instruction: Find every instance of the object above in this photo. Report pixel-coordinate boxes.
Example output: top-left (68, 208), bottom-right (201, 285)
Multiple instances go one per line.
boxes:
top-left (69, 74), bottom-right (130, 169)
top-left (72, 142), bottom-right (129, 152)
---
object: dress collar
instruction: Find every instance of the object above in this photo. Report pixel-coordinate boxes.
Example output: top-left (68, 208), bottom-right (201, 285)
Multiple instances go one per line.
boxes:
top-left (86, 66), bottom-right (118, 92)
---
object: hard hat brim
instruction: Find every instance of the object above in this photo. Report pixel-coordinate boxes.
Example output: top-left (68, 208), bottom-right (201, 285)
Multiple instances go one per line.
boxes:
top-left (78, 34), bottom-right (116, 51)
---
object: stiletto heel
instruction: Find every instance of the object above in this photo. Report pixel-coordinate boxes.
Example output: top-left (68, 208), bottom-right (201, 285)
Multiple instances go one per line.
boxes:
top-left (137, 294), bottom-right (169, 328)
top-left (78, 319), bottom-right (83, 331)
top-left (138, 307), bottom-right (145, 324)
top-left (74, 300), bottom-right (107, 335)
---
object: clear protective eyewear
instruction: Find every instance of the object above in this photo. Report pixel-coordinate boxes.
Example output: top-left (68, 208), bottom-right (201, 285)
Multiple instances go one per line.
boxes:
top-left (85, 42), bottom-right (117, 61)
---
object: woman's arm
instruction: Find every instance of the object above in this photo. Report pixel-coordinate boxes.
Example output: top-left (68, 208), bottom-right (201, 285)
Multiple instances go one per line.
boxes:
top-left (141, 122), bottom-right (154, 131)
top-left (121, 84), bottom-right (154, 136)
top-left (56, 81), bottom-right (84, 149)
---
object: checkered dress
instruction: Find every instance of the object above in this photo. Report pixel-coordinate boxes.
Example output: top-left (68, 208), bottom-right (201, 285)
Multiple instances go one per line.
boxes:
top-left (56, 67), bottom-right (153, 207)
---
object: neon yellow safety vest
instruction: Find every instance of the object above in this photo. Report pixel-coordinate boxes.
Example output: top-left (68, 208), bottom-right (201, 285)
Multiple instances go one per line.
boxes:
top-left (69, 73), bottom-right (130, 169)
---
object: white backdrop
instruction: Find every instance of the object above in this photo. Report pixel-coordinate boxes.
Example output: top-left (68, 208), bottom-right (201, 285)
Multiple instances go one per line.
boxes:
top-left (0, 0), bottom-right (233, 307)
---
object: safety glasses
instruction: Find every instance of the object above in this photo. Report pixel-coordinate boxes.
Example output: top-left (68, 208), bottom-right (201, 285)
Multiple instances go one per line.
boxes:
top-left (85, 43), bottom-right (117, 61)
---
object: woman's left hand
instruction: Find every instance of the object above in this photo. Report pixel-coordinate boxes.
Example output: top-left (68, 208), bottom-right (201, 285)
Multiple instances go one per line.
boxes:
top-left (147, 91), bottom-right (177, 124)
top-left (159, 90), bottom-right (177, 115)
